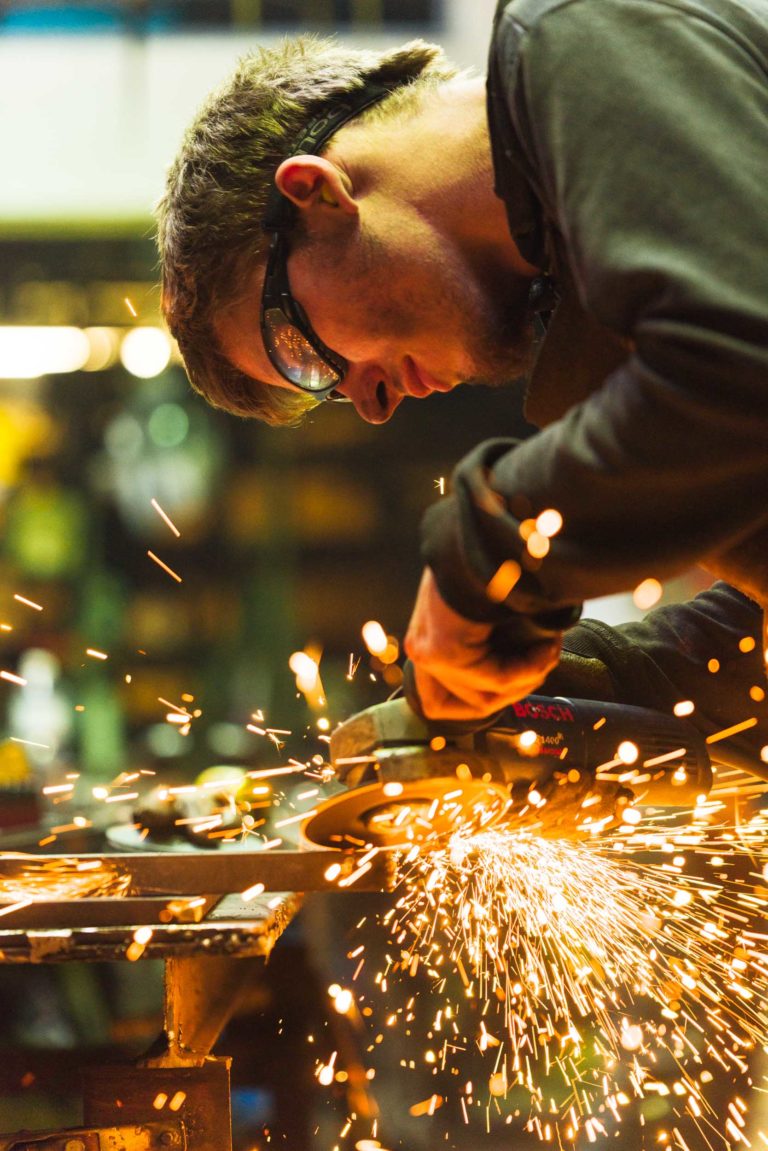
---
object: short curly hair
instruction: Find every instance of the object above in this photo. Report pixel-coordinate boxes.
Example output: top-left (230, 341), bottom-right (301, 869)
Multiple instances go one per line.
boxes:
top-left (156, 36), bottom-right (459, 427)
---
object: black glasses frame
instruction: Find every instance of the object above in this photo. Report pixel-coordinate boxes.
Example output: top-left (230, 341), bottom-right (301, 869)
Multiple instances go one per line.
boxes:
top-left (260, 230), bottom-right (349, 399)
top-left (259, 83), bottom-right (393, 401)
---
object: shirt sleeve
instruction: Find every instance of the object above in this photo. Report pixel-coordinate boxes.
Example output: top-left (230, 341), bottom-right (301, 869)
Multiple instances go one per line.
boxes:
top-left (422, 0), bottom-right (768, 622)
top-left (543, 582), bottom-right (768, 775)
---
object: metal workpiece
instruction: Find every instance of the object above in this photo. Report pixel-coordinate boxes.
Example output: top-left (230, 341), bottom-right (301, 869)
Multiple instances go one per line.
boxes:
top-left (0, 895), bottom-right (224, 930)
top-left (0, 846), bottom-right (395, 959)
top-left (0, 897), bottom-right (301, 963)
top-left (0, 845), bottom-right (395, 898)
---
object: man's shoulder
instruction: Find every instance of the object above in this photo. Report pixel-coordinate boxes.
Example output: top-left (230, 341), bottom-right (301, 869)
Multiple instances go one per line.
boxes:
top-left (493, 0), bottom-right (575, 33)
top-left (490, 0), bottom-right (636, 71)
top-left (492, 0), bottom-right (768, 45)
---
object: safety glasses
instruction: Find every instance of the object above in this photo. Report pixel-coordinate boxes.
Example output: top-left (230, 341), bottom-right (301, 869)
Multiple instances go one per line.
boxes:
top-left (260, 83), bottom-right (392, 402)
top-left (260, 229), bottom-right (349, 400)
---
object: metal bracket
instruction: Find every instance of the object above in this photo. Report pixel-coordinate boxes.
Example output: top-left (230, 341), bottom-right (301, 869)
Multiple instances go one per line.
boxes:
top-left (0, 1122), bottom-right (185, 1151)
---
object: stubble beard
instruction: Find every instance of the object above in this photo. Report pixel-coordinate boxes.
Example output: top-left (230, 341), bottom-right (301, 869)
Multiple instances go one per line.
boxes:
top-left (460, 270), bottom-right (538, 389)
top-left (315, 225), bottom-right (539, 390)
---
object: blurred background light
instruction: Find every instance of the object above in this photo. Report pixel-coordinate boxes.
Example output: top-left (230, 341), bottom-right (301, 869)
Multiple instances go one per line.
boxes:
top-left (103, 412), bottom-right (144, 461)
top-left (147, 402), bottom-right (189, 448)
top-left (145, 722), bottom-right (188, 758)
top-left (83, 326), bottom-right (120, 372)
top-left (0, 325), bottom-right (90, 379)
top-left (119, 326), bottom-right (172, 378)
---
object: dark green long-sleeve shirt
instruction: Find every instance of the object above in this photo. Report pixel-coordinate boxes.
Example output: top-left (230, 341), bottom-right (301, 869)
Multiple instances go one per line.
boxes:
top-left (421, 0), bottom-right (768, 763)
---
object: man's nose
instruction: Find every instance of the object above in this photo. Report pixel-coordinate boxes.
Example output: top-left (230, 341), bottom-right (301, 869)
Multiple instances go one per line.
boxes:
top-left (341, 373), bottom-right (404, 424)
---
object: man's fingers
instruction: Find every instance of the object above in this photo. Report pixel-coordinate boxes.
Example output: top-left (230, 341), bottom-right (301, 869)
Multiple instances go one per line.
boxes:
top-left (411, 640), bottom-right (562, 720)
top-left (414, 640), bottom-right (561, 690)
top-left (411, 667), bottom-right (513, 720)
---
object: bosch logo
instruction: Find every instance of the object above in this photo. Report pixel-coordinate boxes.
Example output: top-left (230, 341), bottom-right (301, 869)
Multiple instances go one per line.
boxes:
top-left (513, 701), bottom-right (575, 723)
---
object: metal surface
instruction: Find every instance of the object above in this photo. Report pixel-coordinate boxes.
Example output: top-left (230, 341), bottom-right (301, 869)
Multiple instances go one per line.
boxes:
top-left (0, 895), bottom-right (299, 963)
top-left (0, 896), bottom-right (223, 929)
top-left (83, 1063), bottom-right (229, 1151)
top-left (0, 1122), bottom-right (185, 1151)
top-left (0, 847), bottom-right (395, 958)
top-left (150, 955), bottom-right (266, 1065)
top-left (0, 847), bottom-right (395, 897)
top-left (0, 837), bottom-right (395, 1150)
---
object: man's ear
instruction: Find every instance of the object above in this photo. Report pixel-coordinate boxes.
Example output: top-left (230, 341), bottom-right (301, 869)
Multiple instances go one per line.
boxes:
top-left (274, 155), bottom-right (358, 216)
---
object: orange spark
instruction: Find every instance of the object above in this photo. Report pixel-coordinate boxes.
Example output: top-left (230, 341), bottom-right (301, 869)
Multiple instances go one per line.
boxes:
top-left (147, 550), bottom-right (182, 583)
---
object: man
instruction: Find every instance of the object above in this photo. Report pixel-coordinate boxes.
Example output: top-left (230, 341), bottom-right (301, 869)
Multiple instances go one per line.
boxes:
top-left (157, 0), bottom-right (768, 767)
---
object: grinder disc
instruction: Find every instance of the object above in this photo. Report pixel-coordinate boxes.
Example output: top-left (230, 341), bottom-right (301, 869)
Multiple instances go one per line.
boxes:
top-left (302, 777), bottom-right (509, 850)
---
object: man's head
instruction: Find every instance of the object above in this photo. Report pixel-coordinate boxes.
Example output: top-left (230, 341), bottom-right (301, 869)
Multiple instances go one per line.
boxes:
top-left (157, 35), bottom-right (538, 427)
top-left (157, 36), bottom-right (461, 425)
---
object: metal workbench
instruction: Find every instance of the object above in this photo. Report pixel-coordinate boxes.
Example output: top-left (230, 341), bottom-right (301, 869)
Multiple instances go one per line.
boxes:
top-left (0, 841), bottom-right (394, 1151)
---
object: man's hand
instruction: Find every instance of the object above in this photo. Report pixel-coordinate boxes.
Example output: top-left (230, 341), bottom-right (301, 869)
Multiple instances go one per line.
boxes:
top-left (403, 569), bottom-right (562, 721)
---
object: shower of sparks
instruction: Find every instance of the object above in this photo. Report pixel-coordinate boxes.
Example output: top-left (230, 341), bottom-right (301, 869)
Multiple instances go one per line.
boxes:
top-left (4, 625), bottom-right (764, 1148)
top-left (379, 802), bottom-right (768, 1142)
top-left (0, 854), bottom-right (132, 902)
top-left (124, 297), bottom-right (138, 317)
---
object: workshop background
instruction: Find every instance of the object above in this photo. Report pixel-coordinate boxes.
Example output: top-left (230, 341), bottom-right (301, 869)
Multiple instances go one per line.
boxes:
top-left (0, 2), bottom-right (714, 1149)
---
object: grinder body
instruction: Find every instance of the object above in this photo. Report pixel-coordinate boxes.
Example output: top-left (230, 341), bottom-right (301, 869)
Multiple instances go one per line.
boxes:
top-left (302, 695), bottom-right (712, 849)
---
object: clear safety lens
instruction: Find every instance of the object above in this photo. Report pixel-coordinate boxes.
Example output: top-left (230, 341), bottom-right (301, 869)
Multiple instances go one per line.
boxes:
top-left (262, 308), bottom-right (340, 393)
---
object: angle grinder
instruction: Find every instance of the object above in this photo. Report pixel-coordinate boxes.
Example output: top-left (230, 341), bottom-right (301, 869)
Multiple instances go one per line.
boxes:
top-left (301, 694), bottom-right (713, 849)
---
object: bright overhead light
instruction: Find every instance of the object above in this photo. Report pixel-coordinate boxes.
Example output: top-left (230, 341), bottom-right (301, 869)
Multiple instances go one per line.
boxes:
top-left (0, 326), bottom-right (90, 379)
top-left (120, 326), bottom-right (172, 379)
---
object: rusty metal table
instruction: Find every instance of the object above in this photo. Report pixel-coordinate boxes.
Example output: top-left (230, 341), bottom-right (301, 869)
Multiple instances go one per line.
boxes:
top-left (0, 845), bottom-right (394, 1151)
